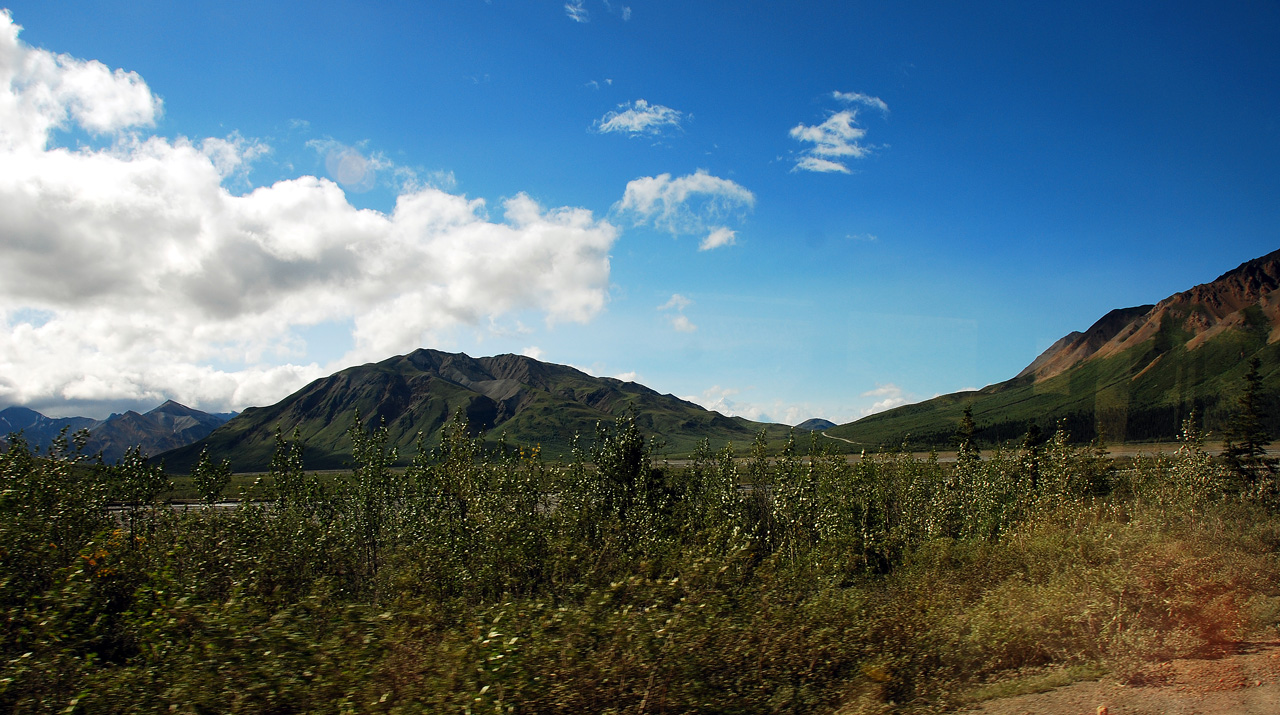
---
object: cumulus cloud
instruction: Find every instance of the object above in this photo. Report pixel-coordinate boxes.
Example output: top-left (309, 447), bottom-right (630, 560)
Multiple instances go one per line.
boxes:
top-left (699, 227), bottom-right (736, 251)
top-left (669, 315), bottom-right (696, 333)
top-left (200, 132), bottom-right (270, 183)
top-left (860, 383), bottom-right (908, 416)
top-left (0, 11), bottom-right (618, 417)
top-left (682, 385), bottom-right (824, 426)
top-left (684, 385), bottom-right (743, 416)
top-left (0, 16), bottom-right (160, 151)
top-left (791, 112), bottom-right (868, 159)
top-left (657, 293), bottom-right (696, 332)
top-left (616, 169), bottom-right (753, 249)
top-left (790, 91), bottom-right (887, 174)
top-left (592, 99), bottom-right (684, 136)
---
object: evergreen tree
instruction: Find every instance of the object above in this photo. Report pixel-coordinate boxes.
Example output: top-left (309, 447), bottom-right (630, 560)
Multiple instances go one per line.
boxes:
top-left (956, 404), bottom-right (979, 459)
top-left (1222, 357), bottom-right (1277, 496)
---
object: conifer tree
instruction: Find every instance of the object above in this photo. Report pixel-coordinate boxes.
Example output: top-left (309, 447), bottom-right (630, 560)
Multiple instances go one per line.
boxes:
top-left (956, 404), bottom-right (979, 459)
top-left (1222, 357), bottom-right (1277, 496)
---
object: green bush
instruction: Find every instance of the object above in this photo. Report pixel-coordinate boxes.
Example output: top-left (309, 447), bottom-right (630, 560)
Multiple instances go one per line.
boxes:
top-left (3, 415), bottom-right (1279, 713)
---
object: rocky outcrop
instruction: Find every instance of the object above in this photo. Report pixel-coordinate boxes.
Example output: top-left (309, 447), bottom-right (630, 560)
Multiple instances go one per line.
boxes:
top-left (1019, 248), bottom-right (1280, 381)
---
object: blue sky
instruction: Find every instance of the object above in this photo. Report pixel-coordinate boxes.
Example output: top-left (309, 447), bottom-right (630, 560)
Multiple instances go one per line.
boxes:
top-left (1, 1), bottom-right (1278, 424)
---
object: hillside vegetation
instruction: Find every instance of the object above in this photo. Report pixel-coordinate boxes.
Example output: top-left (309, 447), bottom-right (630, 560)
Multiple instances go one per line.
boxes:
top-left (830, 249), bottom-right (1280, 449)
top-left (161, 349), bottom-right (792, 472)
top-left (4, 413), bottom-right (1280, 713)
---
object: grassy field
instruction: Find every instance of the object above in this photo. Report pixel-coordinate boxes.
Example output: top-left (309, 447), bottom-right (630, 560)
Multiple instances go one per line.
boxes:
top-left (4, 416), bottom-right (1280, 713)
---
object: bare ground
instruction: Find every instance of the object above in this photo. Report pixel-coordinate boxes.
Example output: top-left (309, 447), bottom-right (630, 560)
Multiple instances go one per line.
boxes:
top-left (956, 640), bottom-right (1280, 715)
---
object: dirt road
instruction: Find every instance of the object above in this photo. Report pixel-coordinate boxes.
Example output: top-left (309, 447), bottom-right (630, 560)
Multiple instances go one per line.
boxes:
top-left (958, 640), bottom-right (1280, 715)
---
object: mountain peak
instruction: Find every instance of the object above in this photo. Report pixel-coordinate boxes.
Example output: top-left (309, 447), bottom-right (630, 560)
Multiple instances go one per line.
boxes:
top-left (161, 348), bottom-right (788, 472)
top-left (1018, 305), bottom-right (1155, 381)
top-left (795, 418), bottom-right (837, 432)
top-left (149, 399), bottom-right (200, 416)
top-left (1019, 250), bottom-right (1280, 382)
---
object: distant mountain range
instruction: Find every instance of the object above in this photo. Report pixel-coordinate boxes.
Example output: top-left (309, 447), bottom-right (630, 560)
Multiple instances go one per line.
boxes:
top-left (827, 248), bottom-right (1280, 448)
top-left (0, 401), bottom-right (236, 463)
top-left (161, 350), bottom-right (794, 473)
top-left (0, 407), bottom-right (96, 453)
top-left (20, 249), bottom-right (1278, 469)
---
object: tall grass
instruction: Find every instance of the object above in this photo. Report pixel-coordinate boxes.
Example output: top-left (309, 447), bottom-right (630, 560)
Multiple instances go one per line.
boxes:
top-left (2, 416), bottom-right (1277, 713)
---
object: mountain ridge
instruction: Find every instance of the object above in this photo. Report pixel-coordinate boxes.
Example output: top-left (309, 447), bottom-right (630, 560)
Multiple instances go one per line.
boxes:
top-left (829, 248), bottom-right (1280, 448)
top-left (1020, 249), bottom-right (1280, 383)
top-left (0, 402), bottom-right (234, 461)
top-left (161, 349), bottom-right (791, 473)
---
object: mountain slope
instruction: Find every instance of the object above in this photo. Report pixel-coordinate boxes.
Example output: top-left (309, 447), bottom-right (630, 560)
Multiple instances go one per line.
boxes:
top-left (795, 418), bottom-right (837, 432)
top-left (828, 249), bottom-right (1280, 449)
top-left (161, 349), bottom-right (790, 473)
top-left (86, 400), bottom-right (236, 462)
top-left (0, 407), bottom-right (96, 453)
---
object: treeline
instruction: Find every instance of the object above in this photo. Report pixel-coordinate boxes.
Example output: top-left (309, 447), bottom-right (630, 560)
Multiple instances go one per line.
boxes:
top-left (2, 413), bottom-right (1280, 713)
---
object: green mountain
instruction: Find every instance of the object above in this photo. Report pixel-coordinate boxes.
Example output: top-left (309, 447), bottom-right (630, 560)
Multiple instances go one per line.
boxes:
top-left (828, 248), bottom-right (1280, 449)
top-left (160, 349), bottom-right (790, 473)
top-left (794, 418), bottom-right (837, 432)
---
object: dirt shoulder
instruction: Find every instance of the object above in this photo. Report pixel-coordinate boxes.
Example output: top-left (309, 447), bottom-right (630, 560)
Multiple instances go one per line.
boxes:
top-left (957, 640), bottom-right (1280, 715)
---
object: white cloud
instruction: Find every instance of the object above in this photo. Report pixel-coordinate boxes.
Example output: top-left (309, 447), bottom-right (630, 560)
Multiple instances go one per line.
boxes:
top-left (200, 133), bottom-right (269, 180)
top-left (0, 13), bottom-right (161, 152)
top-left (794, 156), bottom-right (850, 174)
top-left (657, 293), bottom-right (696, 332)
top-left (790, 91), bottom-right (887, 174)
top-left (602, 0), bottom-right (632, 20)
top-left (682, 385), bottom-right (826, 426)
top-left (521, 346), bottom-right (544, 360)
top-left (670, 314), bottom-right (697, 333)
top-left (658, 294), bottom-right (692, 311)
top-left (423, 168), bottom-right (458, 191)
top-left (0, 12), bottom-right (618, 417)
top-left (612, 370), bottom-right (639, 382)
top-left (791, 111), bottom-right (869, 159)
top-left (832, 91), bottom-right (889, 114)
top-left (592, 99), bottom-right (684, 136)
top-left (565, 0), bottom-right (589, 22)
top-left (699, 227), bottom-right (736, 251)
top-left (860, 383), bottom-right (908, 416)
top-left (685, 385), bottom-right (740, 414)
top-left (616, 169), bottom-right (754, 246)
